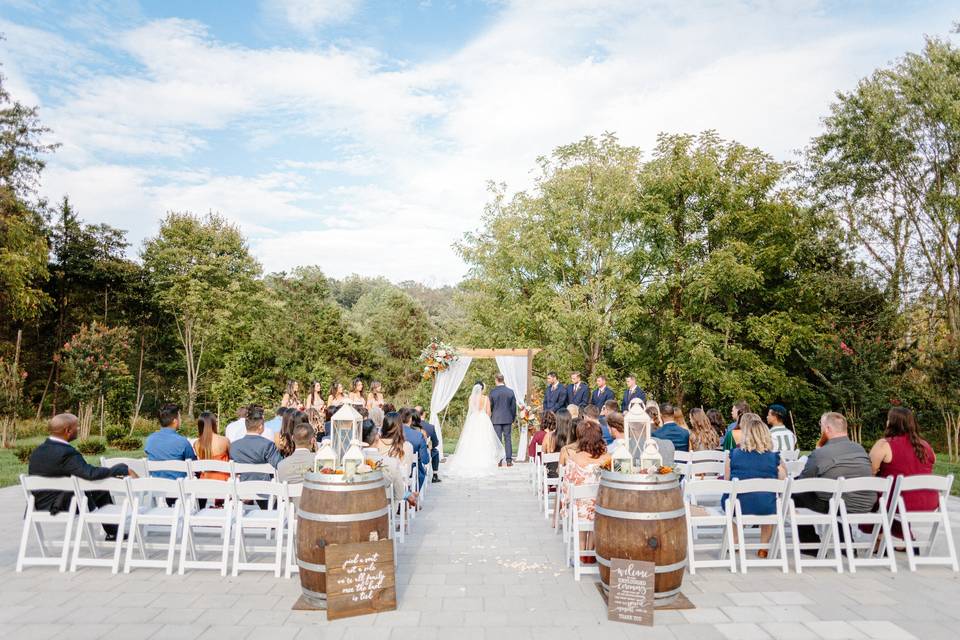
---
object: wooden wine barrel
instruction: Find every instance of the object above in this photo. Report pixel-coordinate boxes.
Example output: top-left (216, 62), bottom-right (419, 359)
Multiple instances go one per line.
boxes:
top-left (594, 470), bottom-right (687, 606)
top-left (297, 471), bottom-right (390, 609)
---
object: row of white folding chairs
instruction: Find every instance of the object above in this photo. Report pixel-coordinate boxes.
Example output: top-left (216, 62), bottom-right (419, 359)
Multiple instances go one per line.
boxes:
top-left (102, 456), bottom-right (278, 481)
top-left (16, 474), bottom-right (299, 577)
top-left (684, 473), bottom-right (958, 574)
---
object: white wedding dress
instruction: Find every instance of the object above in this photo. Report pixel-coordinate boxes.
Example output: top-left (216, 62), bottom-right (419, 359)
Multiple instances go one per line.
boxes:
top-left (445, 384), bottom-right (506, 478)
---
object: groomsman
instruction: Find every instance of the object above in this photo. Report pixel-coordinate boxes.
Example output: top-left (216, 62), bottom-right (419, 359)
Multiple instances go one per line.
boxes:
top-left (543, 372), bottom-right (569, 413)
top-left (568, 371), bottom-right (589, 409)
top-left (621, 374), bottom-right (646, 411)
top-left (590, 375), bottom-right (615, 408)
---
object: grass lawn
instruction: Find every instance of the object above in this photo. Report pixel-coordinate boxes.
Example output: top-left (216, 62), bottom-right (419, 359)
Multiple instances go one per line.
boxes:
top-left (933, 458), bottom-right (960, 495)
top-left (0, 436), bottom-right (145, 489)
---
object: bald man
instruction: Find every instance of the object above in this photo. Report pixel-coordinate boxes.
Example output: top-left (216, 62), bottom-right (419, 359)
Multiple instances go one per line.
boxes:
top-left (28, 413), bottom-right (135, 540)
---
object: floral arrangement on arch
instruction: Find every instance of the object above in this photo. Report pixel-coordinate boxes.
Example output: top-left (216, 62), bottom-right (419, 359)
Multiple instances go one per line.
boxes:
top-left (419, 340), bottom-right (459, 380)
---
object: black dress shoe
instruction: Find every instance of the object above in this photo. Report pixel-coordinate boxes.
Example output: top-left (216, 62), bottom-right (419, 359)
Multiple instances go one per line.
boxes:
top-left (432, 474), bottom-right (442, 483)
top-left (506, 461), bottom-right (514, 467)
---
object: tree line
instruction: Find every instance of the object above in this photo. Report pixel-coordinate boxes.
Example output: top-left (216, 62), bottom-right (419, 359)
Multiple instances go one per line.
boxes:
top-left (1, 35), bottom-right (959, 451)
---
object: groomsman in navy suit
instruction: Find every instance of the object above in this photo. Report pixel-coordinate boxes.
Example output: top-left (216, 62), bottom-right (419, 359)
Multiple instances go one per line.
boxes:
top-left (543, 372), bottom-right (568, 413)
top-left (590, 375), bottom-right (615, 408)
top-left (621, 374), bottom-right (647, 411)
top-left (568, 371), bottom-right (589, 409)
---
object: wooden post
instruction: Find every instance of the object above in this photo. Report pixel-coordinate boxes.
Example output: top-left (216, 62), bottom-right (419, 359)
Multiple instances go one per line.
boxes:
top-left (525, 348), bottom-right (534, 405)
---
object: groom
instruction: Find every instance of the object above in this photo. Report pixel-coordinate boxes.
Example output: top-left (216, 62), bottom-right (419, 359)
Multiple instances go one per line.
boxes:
top-left (489, 373), bottom-right (517, 467)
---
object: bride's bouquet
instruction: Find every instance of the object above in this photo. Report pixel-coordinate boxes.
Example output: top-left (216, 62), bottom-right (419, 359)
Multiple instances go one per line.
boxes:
top-left (419, 340), bottom-right (459, 380)
top-left (518, 403), bottom-right (539, 434)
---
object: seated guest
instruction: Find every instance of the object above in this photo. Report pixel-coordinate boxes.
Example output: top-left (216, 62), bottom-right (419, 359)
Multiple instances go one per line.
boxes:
top-left (598, 400), bottom-right (619, 445)
top-left (369, 406), bottom-right (384, 430)
top-left (414, 406), bottom-right (441, 484)
top-left (145, 403), bottom-right (196, 479)
top-left (545, 408), bottom-right (575, 479)
top-left (400, 408), bottom-right (429, 488)
top-left (766, 404), bottom-right (797, 452)
top-left (645, 402), bottom-right (662, 429)
top-left (584, 405), bottom-right (610, 444)
top-left (230, 404), bottom-right (283, 481)
top-left (723, 400), bottom-right (751, 447)
top-left (567, 404), bottom-right (580, 419)
top-left (722, 411), bottom-right (747, 451)
top-left (225, 406), bottom-right (248, 442)
top-left (688, 408), bottom-right (720, 451)
top-left (706, 408), bottom-right (726, 439)
top-left (528, 410), bottom-right (556, 460)
top-left (322, 405), bottom-right (336, 436)
top-left (606, 411), bottom-right (675, 466)
top-left (722, 413), bottom-right (786, 557)
top-left (870, 407), bottom-right (936, 542)
top-left (28, 413), bottom-right (135, 539)
top-left (193, 411), bottom-right (230, 480)
top-left (275, 409), bottom-right (300, 457)
top-left (277, 423), bottom-right (316, 489)
top-left (262, 407), bottom-right (284, 440)
top-left (652, 402), bottom-right (690, 452)
top-left (560, 417), bottom-right (611, 563)
top-left (382, 402), bottom-right (396, 414)
top-left (793, 411), bottom-right (876, 546)
top-left (361, 419), bottom-right (378, 446)
top-left (374, 412), bottom-right (418, 507)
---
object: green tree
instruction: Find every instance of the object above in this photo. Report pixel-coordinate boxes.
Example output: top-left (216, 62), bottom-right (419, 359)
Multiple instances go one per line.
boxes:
top-left (141, 212), bottom-right (262, 417)
top-left (61, 322), bottom-right (131, 439)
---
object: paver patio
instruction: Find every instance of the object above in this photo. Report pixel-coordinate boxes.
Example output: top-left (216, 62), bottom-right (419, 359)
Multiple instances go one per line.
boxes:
top-left (0, 464), bottom-right (958, 639)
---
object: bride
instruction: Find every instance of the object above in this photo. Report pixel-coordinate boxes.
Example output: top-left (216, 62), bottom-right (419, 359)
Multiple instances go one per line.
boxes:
top-left (445, 382), bottom-right (506, 478)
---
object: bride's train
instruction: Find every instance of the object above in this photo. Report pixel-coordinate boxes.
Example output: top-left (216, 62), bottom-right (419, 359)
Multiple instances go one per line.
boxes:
top-left (445, 384), bottom-right (505, 478)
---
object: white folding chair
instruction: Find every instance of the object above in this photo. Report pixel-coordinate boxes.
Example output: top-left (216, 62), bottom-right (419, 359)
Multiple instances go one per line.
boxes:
top-left (780, 449), bottom-right (800, 463)
top-left (730, 478), bottom-right (789, 573)
top-left (684, 478), bottom-right (737, 573)
top-left (540, 453), bottom-right (561, 519)
top-left (102, 456), bottom-right (148, 478)
top-left (285, 482), bottom-right (303, 578)
top-left (232, 462), bottom-right (277, 480)
top-left (70, 477), bottom-right (131, 573)
top-left (532, 443), bottom-right (543, 493)
top-left (837, 476), bottom-right (897, 572)
top-left (690, 450), bottom-right (727, 463)
top-left (890, 474), bottom-right (958, 572)
top-left (568, 483), bottom-right (599, 581)
top-left (16, 475), bottom-right (78, 572)
top-left (785, 460), bottom-right (806, 478)
top-left (406, 464), bottom-right (418, 526)
top-left (188, 459), bottom-right (235, 479)
top-left (178, 478), bottom-right (235, 575)
top-left (783, 478), bottom-right (843, 573)
top-left (674, 451), bottom-right (690, 466)
top-left (685, 461), bottom-right (726, 507)
top-left (146, 460), bottom-right (189, 477)
top-left (232, 480), bottom-right (286, 577)
top-left (124, 477), bottom-right (182, 575)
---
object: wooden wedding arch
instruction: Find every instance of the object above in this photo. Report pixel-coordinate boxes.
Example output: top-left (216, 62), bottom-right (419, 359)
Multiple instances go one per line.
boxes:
top-left (454, 347), bottom-right (542, 403)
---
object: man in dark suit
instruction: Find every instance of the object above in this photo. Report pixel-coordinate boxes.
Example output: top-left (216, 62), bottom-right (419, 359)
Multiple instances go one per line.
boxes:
top-left (621, 374), bottom-right (646, 411)
top-left (543, 372), bottom-right (568, 413)
top-left (568, 371), bottom-right (589, 409)
top-left (413, 406), bottom-right (441, 483)
top-left (489, 374), bottom-right (517, 466)
top-left (590, 375), bottom-right (615, 408)
top-left (652, 402), bottom-right (690, 452)
top-left (400, 408), bottom-right (430, 487)
top-left (28, 413), bottom-right (135, 539)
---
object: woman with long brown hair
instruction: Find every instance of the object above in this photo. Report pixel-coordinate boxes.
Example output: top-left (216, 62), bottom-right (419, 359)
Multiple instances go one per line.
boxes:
top-left (193, 411), bottom-right (230, 480)
top-left (275, 409), bottom-right (303, 457)
top-left (374, 412), bottom-right (418, 508)
top-left (327, 381), bottom-right (345, 408)
top-left (366, 381), bottom-right (385, 410)
top-left (560, 418), bottom-right (611, 563)
top-left (870, 406), bottom-right (936, 541)
top-left (347, 378), bottom-right (365, 406)
top-left (689, 408), bottom-right (720, 451)
top-left (281, 380), bottom-right (301, 409)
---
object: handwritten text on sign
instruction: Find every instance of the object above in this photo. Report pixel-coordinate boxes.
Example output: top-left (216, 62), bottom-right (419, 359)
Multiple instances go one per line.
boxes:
top-left (325, 540), bottom-right (396, 621)
top-left (607, 558), bottom-right (655, 626)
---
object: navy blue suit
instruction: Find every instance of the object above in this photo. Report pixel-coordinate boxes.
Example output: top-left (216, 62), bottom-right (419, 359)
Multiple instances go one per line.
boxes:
top-left (652, 422), bottom-right (690, 452)
top-left (489, 384), bottom-right (518, 462)
top-left (420, 420), bottom-right (440, 473)
top-left (591, 386), bottom-right (615, 408)
top-left (404, 424), bottom-right (430, 487)
top-left (568, 383), bottom-right (589, 408)
top-left (543, 383), bottom-right (569, 413)
top-left (597, 416), bottom-right (614, 445)
top-left (621, 385), bottom-right (647, 411)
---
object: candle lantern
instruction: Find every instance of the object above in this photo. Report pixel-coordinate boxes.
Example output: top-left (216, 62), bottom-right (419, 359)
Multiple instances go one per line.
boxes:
top-left (343, 439), bottom-right (364, 479)
top-left (611, 438), bottom-right (634, 474)
top-left (640, 438), bottom-right (663, 471)
top-left (330, 404), bottom-right (362, 466)
top-left (314, 438), bottom-right (336, 472)
top-left (624, 400), bottom-right (653, 461)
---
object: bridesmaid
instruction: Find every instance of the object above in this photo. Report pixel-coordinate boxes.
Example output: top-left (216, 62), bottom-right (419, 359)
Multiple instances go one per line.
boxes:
top-left (193, 412), bottom-right (230, 480)
top-left (304, 381), bottom-right (326, 435)
top-left (281, 380), bottom-right (302, 409)
top-left (327, 381), bottom-right (345, 408)
top-left (366, 380), bottom-right (385, 411)
top-left (347, 378), bottom-right (365, 406)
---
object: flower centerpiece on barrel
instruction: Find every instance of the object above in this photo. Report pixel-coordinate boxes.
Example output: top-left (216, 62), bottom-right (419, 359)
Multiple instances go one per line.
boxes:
top-left (419, 340), bottom-right (459, 380)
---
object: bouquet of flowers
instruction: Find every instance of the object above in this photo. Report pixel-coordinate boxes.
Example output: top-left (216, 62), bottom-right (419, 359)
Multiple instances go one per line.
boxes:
top-left (518, 403), bottom-right (539, 434)
top-left (419, 340), bottom-right (459, 380)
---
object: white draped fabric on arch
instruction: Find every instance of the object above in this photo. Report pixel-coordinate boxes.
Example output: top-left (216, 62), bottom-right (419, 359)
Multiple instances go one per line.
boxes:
top-left (428, 348), bottom-right (540, 462)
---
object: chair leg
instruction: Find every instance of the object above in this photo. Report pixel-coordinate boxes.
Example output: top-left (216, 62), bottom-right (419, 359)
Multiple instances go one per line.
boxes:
top-left (685, 513), bottom-right (697, 575)
top-left (878, 513), bottom-right (897, 573)
top-left (70, 513), bottom-right (85, 572)
top-left (16, 513), bottom-right (32, 572)
top-left (220, 517), bottom-right (232, 577)
top-left (178, 515), bottom-right (191, 575)
top-left (59, 512), bottom-right (75, 573)
top-left (942, 502), bottom-right (959, 572)
top-left (111, 510), bottom-right (127, 574)
top-left (165, 518), bottom-right (178, 576)
top-left (232, 515), bottom-right (243, 577)
top-left (790, 519), bottom-right (803, 574)
top-left (829, 517), bottom-right (844, 574)
top-left (776, 521), bottom-right (788, 573)
top-left (724, 517), bottom-right (736, 573)
top-left (124, 514), bottom-right (138, 574)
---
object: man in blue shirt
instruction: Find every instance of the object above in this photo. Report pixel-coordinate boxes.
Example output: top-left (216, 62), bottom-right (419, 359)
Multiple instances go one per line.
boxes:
top-left (400, 408), bottom-right (429, 488)
top-left (652, 402), bottom-right (690, 452)
top-left (144, 402), bottom-right (196, 479)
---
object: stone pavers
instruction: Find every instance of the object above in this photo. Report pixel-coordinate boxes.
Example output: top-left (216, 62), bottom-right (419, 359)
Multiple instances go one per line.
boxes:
top-left (0, 464), bottom-right (959, 638)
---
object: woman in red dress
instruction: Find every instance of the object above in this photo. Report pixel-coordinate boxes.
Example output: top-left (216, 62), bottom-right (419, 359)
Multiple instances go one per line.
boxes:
top-left (869, 406), bottom-right (936, 541)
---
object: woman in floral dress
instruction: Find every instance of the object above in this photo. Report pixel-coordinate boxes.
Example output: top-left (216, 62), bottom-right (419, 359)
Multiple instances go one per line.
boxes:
top-left (560, 417), bottom-right (611, 563)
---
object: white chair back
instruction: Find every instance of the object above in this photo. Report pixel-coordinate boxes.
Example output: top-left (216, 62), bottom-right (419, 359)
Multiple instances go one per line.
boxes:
top-left (674, 451), bottom-right (690, 465)
top-left (686, 460), bottom-right (725, 480)
top-left (780, 449), bottom-right (800, 462)
top-left (124, 476), bottom-right (182, 575)
top-left (730, 478), bottom-right (789, 573)
top-left (684, 478), bottom-right (737, 573)
top-left (188, 459), bottom-right (234, 478)
top-left (890, 473), bottom-right (958, 572)
top-left (147, 460), bottom-right (189, 476)
top-left (785, 460), bottom-right (806, 478)
top-left (16, 474), bottom-right (79, 572)
top-left (102, 457), bottom-right (148, 478)
top-left (233, 462), bottom-right (277, 479)
top-left (689, 450), bottom-right (726, 463)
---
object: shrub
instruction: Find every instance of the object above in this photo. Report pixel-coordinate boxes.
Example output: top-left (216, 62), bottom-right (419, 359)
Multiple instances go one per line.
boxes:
top-left (105, 426), bottom-right (126, 445)
top-left (112, 436), bottom-right (142, 451)
top-left (15, 444), bottom-right (37, 464)
top-left (75, 438), bottom-right (106, 455)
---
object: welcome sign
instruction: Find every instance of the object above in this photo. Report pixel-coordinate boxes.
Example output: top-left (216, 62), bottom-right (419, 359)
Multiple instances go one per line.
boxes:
top-left (324, 540), bottom-right (397, 620)
top-left (607, 558), bottom-right (655, 626)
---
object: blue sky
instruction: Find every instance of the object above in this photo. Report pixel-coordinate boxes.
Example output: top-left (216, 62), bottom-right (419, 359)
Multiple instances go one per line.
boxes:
top-left (0, 0), bottom-right (956, 283)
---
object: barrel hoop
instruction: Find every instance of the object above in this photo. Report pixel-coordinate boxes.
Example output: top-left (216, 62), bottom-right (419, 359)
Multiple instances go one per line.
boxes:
top-left (595, 555), bottom-right (687, 573)
top-left (297, 506), bottom-right (390, 522)
top-left (600, 480), bottom-right (680, 491)
top-left (303, 481), bottom-right (384, 492)
top-left (301, 587), bottom-right (328, 601)
top-left (595, 506), bottom-right (686, 521)
top-left (297, 559), bottom-right (327, 573)
top-left (655, 586), bottom-right (683, 599)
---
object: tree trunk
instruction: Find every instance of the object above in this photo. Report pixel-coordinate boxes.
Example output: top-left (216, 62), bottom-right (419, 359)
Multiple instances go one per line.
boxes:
top-left (130, 334), bottom-right (145, 435)
top-left (99, 393), bottom-right (105, 437)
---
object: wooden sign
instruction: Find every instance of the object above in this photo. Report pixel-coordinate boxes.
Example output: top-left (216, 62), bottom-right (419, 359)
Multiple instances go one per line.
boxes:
top-left (607, 558), bottom-right (655, 626)
top-left (324, 539), bottom-right (396, 621)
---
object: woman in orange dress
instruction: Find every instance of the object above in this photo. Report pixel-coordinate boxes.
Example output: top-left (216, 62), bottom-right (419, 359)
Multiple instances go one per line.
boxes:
top-left (193, 412), bottom-right (230, 480)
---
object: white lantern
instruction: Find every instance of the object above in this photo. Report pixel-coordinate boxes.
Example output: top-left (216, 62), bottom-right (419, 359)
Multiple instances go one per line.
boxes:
top-left (314, 438), bottom-right (336, 472)
top-left (640, 438), bottom-right (663, 472)
top-left (330, 404), bottom-right (361, 466)
top-left (343, 439), bottom-right (364, 480)
top-left (611, 438), bottom-right (634, 474)
top-left (624, 401), bottom-right (653, 460)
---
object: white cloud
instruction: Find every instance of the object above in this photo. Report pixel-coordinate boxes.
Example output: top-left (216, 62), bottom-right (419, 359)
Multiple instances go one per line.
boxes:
top-left (260, 0), bottom-right (361, 34)
top-left (12, 0), bottom-right (959, 283)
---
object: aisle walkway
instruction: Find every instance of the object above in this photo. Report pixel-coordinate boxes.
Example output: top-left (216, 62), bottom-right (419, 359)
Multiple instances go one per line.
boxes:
top-left (0, 465), bottom-right (958, 639)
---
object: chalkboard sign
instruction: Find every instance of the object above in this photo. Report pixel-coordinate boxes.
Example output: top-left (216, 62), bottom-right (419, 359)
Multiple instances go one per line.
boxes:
top-left (325, 539), bottom-right (397, 620)
top-left (607, 558), bottom-right (655, 626)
